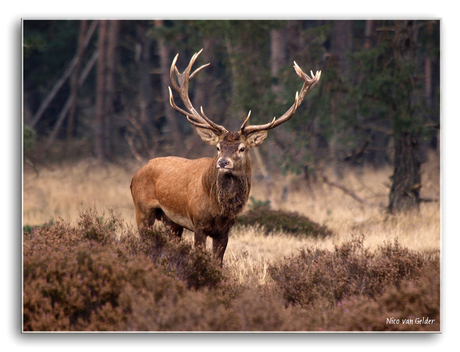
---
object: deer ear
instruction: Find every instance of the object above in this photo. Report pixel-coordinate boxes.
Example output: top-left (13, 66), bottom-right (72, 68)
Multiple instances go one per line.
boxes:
top-left (246, 130), bottom-right (268, 148)
top-left (195, 127), bottom-right (221, 146)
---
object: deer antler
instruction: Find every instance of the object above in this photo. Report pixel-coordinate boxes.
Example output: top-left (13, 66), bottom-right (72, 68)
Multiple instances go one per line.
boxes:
top-left (169, 49), bottom-right (228, 134)
top-left (240, 62), bottom-right (321, 135)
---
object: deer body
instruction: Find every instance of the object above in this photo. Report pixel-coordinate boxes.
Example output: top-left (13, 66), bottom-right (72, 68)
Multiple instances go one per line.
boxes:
top-left (131, 132), bottom-right (255, 264)
top-left (131, 49), bottom-right (321, 266)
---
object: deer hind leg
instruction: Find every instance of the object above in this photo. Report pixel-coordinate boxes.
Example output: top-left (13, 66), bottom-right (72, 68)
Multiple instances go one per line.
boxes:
top-left (150, 208), bottom-right (183, 239)
top-left (133, 202), bottom-right (154, 239)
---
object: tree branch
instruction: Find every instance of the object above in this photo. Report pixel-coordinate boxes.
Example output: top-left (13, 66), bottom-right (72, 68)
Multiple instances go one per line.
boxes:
top-left (45, 50), bottom-right (99, 146)
top-left (319, 173), bottom-right (370, 206)
top-left (30, 20), bottom-right (99, 128)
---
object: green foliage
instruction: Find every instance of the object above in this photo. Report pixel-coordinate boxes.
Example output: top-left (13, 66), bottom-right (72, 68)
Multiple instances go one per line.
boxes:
top-left (273, 21), bottom-right (439, 173)
top-left (23, 20), bottom-right (80, 89)
top-left (23, 20), bottom-right (439, 168)
top-left (23, 219), bottom-right (54, 236)
top-left (348, 22), bottom-right (433, 138)
top-left (237, 198), bottom-right (332, 238)
top-left (23, 125), bottom-right (36, 152)
top-left (165, 20), bottom-right (284, 118)
top-left (247, 196), bottom-right (271, 211)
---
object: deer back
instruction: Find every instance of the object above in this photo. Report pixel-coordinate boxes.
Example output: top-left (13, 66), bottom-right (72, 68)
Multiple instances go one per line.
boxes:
top-left (131, 147), bottom-right (251, 232)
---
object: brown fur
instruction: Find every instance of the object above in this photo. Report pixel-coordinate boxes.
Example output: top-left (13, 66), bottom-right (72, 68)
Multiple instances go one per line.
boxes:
top-left (134, 50), bottom-right (320, 266)
top-left (203, 155), bottom-right (251, 218)
top-left (130, 134), bottom-right (253, 266)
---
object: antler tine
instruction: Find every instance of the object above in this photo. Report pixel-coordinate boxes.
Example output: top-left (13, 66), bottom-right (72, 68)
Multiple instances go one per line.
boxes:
top-left (241, 62), bottom-right (321, 135)
top-left (239, 111), bottom-right (252, 131)
top-left (168, 86), bottom-right (191, 118)
top-left (182, 50), bottom-right (201, 82)
top-left (168, 86), bottom-right (209, 127)
top-left (189, 50), bottom-right (211, 80)
top-left (190, 63), bottom-right (211, 80)
top-left (169, 54), bottom-right (181, 93)
top-left (185, 115), bottom-right (215, 130)
top-left (168, 49), bottom-right (227, 134)
top-left (200, 106), bottom-right (228, 132)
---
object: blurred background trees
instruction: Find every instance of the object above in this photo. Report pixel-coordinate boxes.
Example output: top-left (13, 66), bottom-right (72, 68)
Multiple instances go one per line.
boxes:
top-left (23, 20), bottom-right (440, 212)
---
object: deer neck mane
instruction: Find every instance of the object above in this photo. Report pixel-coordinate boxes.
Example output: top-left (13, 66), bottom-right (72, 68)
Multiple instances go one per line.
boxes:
top-left (203, 158), bottom-right (251, 218)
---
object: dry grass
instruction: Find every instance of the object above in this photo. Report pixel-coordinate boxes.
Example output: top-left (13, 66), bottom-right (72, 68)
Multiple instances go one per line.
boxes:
top-left (23, 151), bottom-right (440, 287)
top-left (23, 158), bottom-right (141, 226)
top-left (22, 153), bottom-right (441, 331)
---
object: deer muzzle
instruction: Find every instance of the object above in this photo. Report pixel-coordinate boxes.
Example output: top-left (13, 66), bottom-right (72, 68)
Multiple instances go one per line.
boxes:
top-left (217, 158), bottom-right (233, 171)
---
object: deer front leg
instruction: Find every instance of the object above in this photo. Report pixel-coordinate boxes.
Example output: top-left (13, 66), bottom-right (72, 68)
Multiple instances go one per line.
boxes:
top-left (212, 234), bottom-right (228, 267)
top-left (194, 230), bottom-right (207, 251)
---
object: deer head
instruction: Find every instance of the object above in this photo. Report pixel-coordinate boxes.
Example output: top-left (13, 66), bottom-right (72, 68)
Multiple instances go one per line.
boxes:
top-left (168, 49), bottom-right (322, 174)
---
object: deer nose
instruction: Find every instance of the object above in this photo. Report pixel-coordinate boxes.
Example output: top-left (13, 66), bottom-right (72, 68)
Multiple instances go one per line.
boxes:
top-left (218, 159), bottom-right (231, 168)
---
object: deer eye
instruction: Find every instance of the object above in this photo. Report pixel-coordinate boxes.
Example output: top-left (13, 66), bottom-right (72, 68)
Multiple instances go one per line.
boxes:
top-left (216, 146), bottom-right (220, 151)
top-left (239, 147), bottom-right (245, 153)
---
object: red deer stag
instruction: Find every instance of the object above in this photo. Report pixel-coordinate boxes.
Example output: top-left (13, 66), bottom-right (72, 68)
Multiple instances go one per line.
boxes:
top-left (130, 49), bottom-right (321, 266)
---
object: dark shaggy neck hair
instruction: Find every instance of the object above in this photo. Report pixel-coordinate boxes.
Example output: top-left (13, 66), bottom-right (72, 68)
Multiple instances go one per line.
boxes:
top-left (215, 172), bottom-right (250, 217)
top-left (203, 159), bottom-right (251, 218)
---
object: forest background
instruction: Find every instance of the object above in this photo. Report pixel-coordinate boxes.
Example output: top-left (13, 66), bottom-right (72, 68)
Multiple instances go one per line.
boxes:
top-left (23, 19), bottom-right (440, 214)
top-left (4, 0), bottom-right (459, 347)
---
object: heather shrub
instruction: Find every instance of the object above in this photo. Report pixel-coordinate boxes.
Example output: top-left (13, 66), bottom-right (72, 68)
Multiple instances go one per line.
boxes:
top-left (23, 219), bottom-right (293, 331)
top-left (23, 207), bottom-right (121, 250)
top-left (23, 207), bottom-right (224, 331)
top-left (76, 207), bottom-right (122, 244)
top-left (122, 284), bottom-right (294, 331)
top-left (323, 266), bottom-right (440, 331)
top-left (125, 286), bottom-right (239, 331)
top-left (23, 207), bottom-right (440, 332)
top-left (23, 237), bottom-right (180, 331)
top-left (229, 287), bottom-right (303, 331)
top-left (236, 198), bottom-right (332, 238)
top-left (268, 235), bottom-right (439, 308)
top-left (126, 285), bottom-right (323, 332)
top-left (122, 227), bottom-right (224, 290)
top-left (23, 220), bottom-right (54, 236)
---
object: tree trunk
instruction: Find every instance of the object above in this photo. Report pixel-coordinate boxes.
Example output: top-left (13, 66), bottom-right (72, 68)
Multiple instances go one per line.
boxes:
top-left (155, 20), bottom-right (184, 153)
top-left (104, 20), bottom-right (120, 158)
top-left (258, 26), bottom-right (289, 205)
top-left (329, 20), bottom-right (353, 177)
top-left (270, 28), bottom-right (285, 98)
top-left (136, 22), bottom-right (153, 127)
top-left (388, 20), bottom-right (421, 213)
top-left (132, 22), bottom-right (158, 158)
top-left (332, 20), bottom-right (353, 79)
top-left (388, 132), bottom-right (421, 212)
top-left (30, 20), bottom-right (98, 129)
top-left (95, 20), bottom-right (108, 159)
top-left (67, 20), bottom-right (87, 142)
top-left (94, 20), bottom-right (120, 159)
top-left (46, 50), bottom-right (98, 147)
top-left (194, 38), bottom-right (214, 117)
top-left (364, 20), bottom-right (375, 50)
top-left (225, 38), bottom-right (247, 131)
